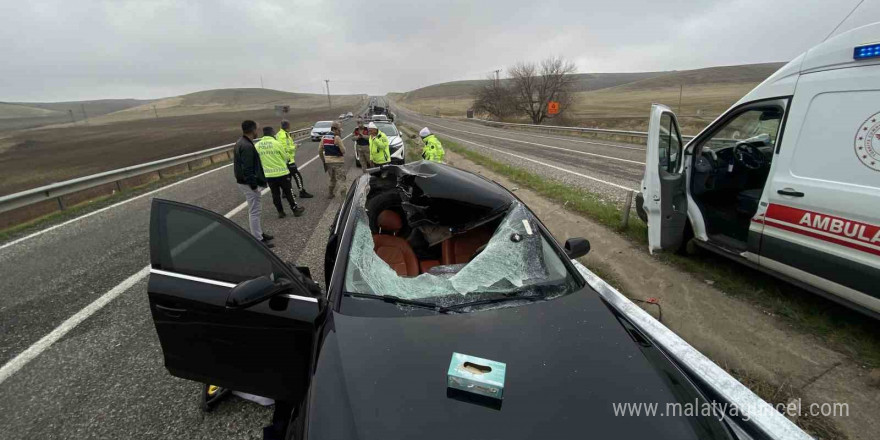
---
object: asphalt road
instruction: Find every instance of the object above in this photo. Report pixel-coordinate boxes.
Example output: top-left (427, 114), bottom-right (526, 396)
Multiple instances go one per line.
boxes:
top-left (395, 106), bottom-right (646, 205)
top-left (0, 117), bottom-right (362, 439)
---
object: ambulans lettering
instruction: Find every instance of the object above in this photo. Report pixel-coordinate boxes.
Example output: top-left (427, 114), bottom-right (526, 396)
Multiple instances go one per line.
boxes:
top-left (763, 205), bottom-right (880, 256)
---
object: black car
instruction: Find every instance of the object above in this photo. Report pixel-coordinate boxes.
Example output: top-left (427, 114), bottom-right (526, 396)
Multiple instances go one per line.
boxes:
top-left (146, 162), bottom-right (752, 440)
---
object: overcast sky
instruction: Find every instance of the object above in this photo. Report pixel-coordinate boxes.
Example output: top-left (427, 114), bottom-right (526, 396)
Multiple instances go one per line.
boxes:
top-left (0, 0), bottom-right (876, 102)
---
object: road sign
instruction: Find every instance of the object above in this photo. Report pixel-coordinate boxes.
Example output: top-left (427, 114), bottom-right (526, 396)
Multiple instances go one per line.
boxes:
top-left (547, 101), bottom-right (560, 115)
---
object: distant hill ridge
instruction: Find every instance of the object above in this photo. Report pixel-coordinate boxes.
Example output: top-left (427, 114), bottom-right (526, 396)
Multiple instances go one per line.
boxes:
top-left (392, 62), bottom-right (785, 101)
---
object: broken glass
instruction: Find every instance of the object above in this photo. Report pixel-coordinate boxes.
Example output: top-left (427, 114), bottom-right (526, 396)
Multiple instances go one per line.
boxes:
top-left (344, 192), bottom-right (565, 303)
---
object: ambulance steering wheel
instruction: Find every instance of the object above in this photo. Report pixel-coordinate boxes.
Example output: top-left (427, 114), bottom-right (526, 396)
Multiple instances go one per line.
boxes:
top-left (733, 142), bottom-right (766, 170)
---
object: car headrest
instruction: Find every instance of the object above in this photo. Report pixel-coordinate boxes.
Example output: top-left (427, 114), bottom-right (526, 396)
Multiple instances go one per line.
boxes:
top-left (377, 210), bottom-right (403, 234)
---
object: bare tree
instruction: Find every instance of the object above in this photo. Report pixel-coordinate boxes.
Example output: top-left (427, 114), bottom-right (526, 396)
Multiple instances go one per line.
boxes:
top-left (473, 73), bottom-right (517, 120)
top-left (508, 56), bottom-right (578, 124)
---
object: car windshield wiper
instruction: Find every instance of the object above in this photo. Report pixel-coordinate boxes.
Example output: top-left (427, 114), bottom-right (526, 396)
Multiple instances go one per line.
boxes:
top-left (343, 292), bottom-right (450, 314)
top-left (441, 293), bottom-right (545, 312)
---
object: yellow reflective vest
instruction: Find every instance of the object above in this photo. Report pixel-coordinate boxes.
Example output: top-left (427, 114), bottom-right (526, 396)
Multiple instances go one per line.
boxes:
top-left (275, 129), bottom-right (298, 165)
top-left (369, 131), bottom-right (390, 164)
top-left (255, 135), bottom-right (291, 178)
top-left (422, 134), bottom-right (444, 162)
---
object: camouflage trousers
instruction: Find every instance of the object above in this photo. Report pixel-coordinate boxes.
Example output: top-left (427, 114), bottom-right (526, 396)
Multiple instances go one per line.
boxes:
top-left (326, 162), bottom-right (347, 198)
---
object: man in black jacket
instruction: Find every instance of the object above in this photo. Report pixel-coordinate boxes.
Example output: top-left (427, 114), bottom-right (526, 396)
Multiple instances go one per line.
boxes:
top-left (234, 120), bottom-right (274, 248)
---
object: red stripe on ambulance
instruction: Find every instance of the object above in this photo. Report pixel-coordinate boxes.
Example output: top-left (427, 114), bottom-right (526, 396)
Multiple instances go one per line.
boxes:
top-left (762, 204), bottom-right (880, 256)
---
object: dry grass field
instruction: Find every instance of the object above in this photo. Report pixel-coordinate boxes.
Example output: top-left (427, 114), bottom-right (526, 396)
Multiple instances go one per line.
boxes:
top-left (0, 105), bottom-right (354, 196)
top-left (390, 63), bottom-right (784, 135)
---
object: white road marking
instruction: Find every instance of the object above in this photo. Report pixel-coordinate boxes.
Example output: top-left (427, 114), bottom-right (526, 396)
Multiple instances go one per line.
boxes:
top-left (0, 134), bottom-right (312, 252)
top-left (439, 132), bottom-right (637, 192)
top-left (405, 114), bottom-right (646, 165)
top-left (0, 148), bottom-right (326, 385)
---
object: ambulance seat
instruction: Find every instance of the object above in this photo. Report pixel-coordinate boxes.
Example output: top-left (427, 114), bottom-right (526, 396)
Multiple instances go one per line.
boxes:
top-left (736, 189), bottom-right (762, 216)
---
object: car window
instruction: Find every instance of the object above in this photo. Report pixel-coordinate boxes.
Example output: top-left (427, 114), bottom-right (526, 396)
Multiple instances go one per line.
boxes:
top-left (658, 113), bottom-right (682, 173)
top-left (702, 107), bottom-right (782, 153)
top-left (375, 123), bottom-right (398, 137)
top-left (315, 122), bottom-right (331, 128)
top-left (152, 201), bottom-right (277, 284)
top-left (343, 200), bottom-right (576, 308)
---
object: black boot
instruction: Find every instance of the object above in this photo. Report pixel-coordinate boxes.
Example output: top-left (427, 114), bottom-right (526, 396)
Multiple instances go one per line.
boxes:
top-left (278, 211), bottom-right (286, 219)
top-left (299, 189), bottom-right (314, 198)
top-left (292, 205), bottom-right (305, 217)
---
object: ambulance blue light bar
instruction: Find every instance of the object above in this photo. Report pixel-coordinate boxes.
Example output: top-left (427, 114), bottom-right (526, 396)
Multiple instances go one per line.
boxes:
top-left (854, 43), bottom-right (880, 60)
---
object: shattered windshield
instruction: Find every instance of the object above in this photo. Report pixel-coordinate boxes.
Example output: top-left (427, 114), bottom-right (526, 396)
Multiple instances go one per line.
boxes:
top-left (343, 187), bottom-right (576, 310)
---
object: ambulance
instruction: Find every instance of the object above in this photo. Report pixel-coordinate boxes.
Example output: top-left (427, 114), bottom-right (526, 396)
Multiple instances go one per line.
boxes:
top-left (638, 22), bottom-right (880, 318)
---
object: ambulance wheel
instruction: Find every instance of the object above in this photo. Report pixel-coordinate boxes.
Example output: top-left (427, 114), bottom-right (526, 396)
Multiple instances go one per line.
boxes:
top-left (201, 384), bottom-right (231, 412)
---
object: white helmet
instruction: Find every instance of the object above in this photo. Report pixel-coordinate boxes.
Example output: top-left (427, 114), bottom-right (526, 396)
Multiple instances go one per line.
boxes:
top-left (367, 122), bottom-right (378, 129)
top-left (419, 127), bottom-right (431, 138)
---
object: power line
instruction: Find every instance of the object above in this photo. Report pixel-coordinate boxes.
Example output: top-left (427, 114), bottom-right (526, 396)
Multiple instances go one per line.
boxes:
top-left (823, 0), bottom-right (865, 42)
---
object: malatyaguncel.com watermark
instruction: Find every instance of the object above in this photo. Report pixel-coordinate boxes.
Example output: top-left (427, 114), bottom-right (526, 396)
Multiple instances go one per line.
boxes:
top-left (612, 399), bottom-right (849, 422)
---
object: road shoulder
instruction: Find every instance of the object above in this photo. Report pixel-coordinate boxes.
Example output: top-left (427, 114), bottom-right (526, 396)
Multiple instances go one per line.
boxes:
top-left (444, 149), bottom-right (876, 440)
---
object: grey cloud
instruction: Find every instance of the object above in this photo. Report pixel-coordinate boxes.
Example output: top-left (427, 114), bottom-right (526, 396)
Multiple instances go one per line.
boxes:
top-left (0, 0), bottom-right (874, 101)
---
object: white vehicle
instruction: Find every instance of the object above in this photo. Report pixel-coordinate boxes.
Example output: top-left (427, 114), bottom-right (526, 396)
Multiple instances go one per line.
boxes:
top-left (310, 121), bottom-right (333, 141)
top-left (346, 111), bottom-right (354, 118)
top-left (371, 114), bottom-right (389, 122)
top-left (355, 121), bottom-right (405, 166)
top-left (639, 22), bottom-right (880, 319)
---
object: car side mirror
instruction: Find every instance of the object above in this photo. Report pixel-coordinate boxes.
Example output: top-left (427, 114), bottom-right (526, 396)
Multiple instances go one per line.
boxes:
top-left (564, 237), bottom-right (590, 259)
top-left (226, 276), bottom-right (292, 309)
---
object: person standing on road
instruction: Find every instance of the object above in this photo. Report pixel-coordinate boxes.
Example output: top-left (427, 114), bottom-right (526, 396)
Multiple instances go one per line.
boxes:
top-left (233, 120), bottom-right (274, 247)
top-left (352, 119), bottom-right (372, 170)
top-left (319, 121), bottom-right (347, 198)
top-left (276, 120), bottom-right (314, 198)
top-left (368, 122), bottom-right (390, 166)
top-left (419, 127), bottom-right (445, 163)
top-left (256, 126), bottom-right (305, 219)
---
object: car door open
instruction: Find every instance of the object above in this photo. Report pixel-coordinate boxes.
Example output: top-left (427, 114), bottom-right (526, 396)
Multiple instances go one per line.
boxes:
top-left (643, 104), bottom-right (688, 254)
top-left (147, 198), bottom-right (322, 401)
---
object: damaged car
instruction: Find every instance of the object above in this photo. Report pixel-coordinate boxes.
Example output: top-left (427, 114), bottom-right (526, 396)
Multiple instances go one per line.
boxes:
top-left (146, 161), bottom-right (778, 440)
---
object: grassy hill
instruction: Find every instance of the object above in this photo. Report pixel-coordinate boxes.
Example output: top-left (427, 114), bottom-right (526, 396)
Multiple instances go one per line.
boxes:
top-left (0, 99), bottom-right (151, 131)
top-left (95, 88), bottom-right (366, 124)
top-left (390, 62), bottom-right (785, 134)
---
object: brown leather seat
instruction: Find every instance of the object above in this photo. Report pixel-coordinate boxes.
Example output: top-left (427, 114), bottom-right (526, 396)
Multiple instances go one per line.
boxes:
top-left (441, 225), bottom-right (493, 265)
top-left (373, 210), bottom-right (419, 277)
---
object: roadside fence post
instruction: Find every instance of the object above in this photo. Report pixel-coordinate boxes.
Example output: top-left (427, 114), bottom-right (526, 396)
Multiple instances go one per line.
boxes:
top-left (621, 190), bottom-right (634, 229)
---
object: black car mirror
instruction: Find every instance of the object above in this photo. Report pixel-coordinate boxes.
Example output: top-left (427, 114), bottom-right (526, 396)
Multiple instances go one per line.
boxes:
top-left (564, 237), bottom-right (590, 259)
top-left (226, 276), bottom-right (292, 309)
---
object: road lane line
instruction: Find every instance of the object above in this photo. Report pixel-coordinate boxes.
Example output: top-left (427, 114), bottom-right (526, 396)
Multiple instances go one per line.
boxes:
top-left (406, 114), bottom-right (646, 165)
top-left (0, 134), bottom-right (314, 252)
top-left (0, 151), bottom-right (323, 385)
top-left (438, 132), bottom-right (637, 192)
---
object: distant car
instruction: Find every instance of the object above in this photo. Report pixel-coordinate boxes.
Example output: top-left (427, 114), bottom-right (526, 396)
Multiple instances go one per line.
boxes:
top-left (371, 114), bottom-right (389, 122)
top-left (310, 121), bottom-right (333, 141)
top-left (338, 114), bottom-right (347, 120)
top-left (346, 112), bottom-right (353, 118)
top-left (146, 162), bottom-right (751, 439)
top-left (355, 121), bottom-right (405, 166)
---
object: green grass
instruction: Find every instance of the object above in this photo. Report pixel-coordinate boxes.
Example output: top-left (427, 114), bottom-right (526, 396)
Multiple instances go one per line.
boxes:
top-left (0, 160), bottom-right (232, 244)
top-left (417, 128), bottom-right (880, 368)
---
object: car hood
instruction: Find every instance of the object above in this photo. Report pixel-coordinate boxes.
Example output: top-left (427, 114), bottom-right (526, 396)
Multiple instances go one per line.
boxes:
top-left (387, 135), bottom-right (402, 146)
top-left (306, 290), bottom-right (730, 440)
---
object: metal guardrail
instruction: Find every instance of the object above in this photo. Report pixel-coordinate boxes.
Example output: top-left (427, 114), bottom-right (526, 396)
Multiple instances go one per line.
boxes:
top-left (470, 118), bottom-right (696, 142)
top-left (0, 127), bottom-right (311, 216)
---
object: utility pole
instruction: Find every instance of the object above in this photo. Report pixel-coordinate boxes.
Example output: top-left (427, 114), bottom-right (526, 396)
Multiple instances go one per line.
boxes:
top-left (260, 75), bottom-right (264, 89)
top-left (80, 104), bottom-right (89, 125)
top-left (153, 105), bottom-right (159, 119)
top-left (324, 79), bottom-right (331, 108)
top-left (68, 109), bottom-right (75, 125)
top-left (678, 84), bottom-right (683, 114)
top-left (493, 69), bottom-right (501, 86)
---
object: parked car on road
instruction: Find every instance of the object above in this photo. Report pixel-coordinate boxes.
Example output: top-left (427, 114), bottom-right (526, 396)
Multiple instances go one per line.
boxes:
top-left (355, 120), bottom-right (405, 166)
top-left (310, 121), bottom-right (333, 141)
top-left (637, 22), bottom-right (880, 319)
top-left (147, 162), bottom-right (784, 440)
